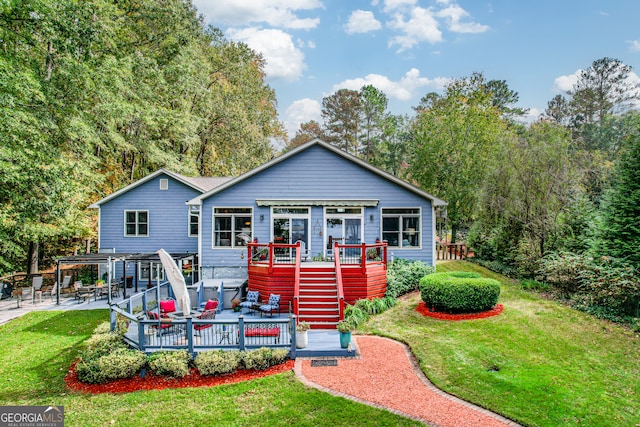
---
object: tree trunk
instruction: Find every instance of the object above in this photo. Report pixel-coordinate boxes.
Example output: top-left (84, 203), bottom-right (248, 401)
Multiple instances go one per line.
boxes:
top-left (451, 223), bottom-right (458, 244)
top-left (27, 241), bottom-right (39, 275)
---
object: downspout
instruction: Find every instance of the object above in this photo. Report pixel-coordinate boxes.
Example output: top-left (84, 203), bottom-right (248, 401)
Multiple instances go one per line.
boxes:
top-left (334, 242), bottom-right (345, 320)
top-left (293, 241), bottom-right (301, 317)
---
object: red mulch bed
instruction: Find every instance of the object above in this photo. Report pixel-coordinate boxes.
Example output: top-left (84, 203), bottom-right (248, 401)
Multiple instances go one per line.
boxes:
top-left (65, 360), bottom-right (295, 394)
top-left (416, 301), bottom-right (504, 320)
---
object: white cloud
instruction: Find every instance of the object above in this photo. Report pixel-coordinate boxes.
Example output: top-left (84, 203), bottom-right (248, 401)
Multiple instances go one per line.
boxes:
top-left (332, 68), bottom-right (448, 101)
top-left (554, 70), bottom-right (582, 93)
top-left (226, 28), bottom-right (306, 81)
top-left (436, 5), bottom-right (490, 33)
top-left (345, 10), bottom-right (382, 34)
top-left (192, 0), bottom-right (322, 30)
top-left (284, 98), bottom-right (322, 137)
top-left (381, 0), bottom-right (417, 13)
top-left (387, 7), bottom-right (442, 52)
top-left (628, 40), bottom-right (640, 52)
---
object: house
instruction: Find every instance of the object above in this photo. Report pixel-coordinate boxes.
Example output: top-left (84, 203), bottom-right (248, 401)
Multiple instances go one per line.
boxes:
top-left (88, 169), bottom-right (231, 287)
top-left (91, 139), bottom-right (446, 324)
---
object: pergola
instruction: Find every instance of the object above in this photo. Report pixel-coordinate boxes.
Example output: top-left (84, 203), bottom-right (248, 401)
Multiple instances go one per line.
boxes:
top-left (54, 252), bottom-right (196, 305)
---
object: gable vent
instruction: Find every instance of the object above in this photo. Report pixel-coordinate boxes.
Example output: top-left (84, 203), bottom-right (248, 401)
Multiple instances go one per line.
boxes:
top-left (159, 179), bottom-right (169, 190)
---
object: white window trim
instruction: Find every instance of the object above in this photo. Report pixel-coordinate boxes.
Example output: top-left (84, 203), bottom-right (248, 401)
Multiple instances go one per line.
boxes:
top-left (212, 207), bottom-right (253, 249)
top-left (381, 207), bottom-right (422, 249)
top-left (323, 207), bottom-right (364, 252)
top-left (271, 206), bottom-right (311, 250)
top-left (123, 210), bottom-right (149, 237)
top-left (139, 262), bottom-right (164, 281)
top-left (188, 211), bottom-right (199, 238)
top-left (159, 179), bottom-right (169, 190)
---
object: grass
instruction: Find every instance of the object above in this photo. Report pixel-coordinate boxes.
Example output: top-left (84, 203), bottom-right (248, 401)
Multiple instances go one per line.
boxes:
top-left (0, 310), bottom-right (420, 427)
top-left (359, 260), bottom-right (640, 427)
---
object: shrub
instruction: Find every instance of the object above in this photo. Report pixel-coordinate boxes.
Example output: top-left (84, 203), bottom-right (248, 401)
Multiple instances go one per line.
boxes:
top-left (80, 332), bottom-right (127, 361)
top-left (420, 271), bottom-right (501, 313)
top-left (76, 348), bottom-right (146, 384)
top-left (93, 321), bottom-right (111, 335)
top-left (148, 350), bottom-right (191, 378)
top-left (386, 259), bottom-right (435, 298)
top-left (240, 347), bottom-right (289, 371)
top-left (195, 350), bottom-right (240, 376)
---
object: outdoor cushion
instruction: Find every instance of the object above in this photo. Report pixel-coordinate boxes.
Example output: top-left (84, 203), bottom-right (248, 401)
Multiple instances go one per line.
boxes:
top-left (203, 299), bottom-right (218, 311)
top-left (159, 299), bottom-right (177, 314)
top-left (244, 327), bottom-right (280, 337)
top-left (258, 294), bottom-right (280, 316)
top-left (239, 291), bottom-right (260, 308)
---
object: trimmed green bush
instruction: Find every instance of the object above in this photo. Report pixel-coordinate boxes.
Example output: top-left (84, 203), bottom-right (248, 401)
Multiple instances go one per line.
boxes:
top-left (148, 350), bottom-right (191, 378)
top-left (420, 271), bottom-right (500, 313)
top-left (76, 348), bottom-right (147, 384)
top-left (240, 347), bottom-right (289, 371)
top-left (81, 332), bottom-right (127, 361)
top-left (194, 350), bottom-right (240, 376)
top-left (386, 259), bottom-right (435, 298)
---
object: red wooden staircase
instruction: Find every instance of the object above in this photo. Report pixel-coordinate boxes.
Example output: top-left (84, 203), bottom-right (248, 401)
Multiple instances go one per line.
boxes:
top-left (297, 265), bottom-right (341, 328)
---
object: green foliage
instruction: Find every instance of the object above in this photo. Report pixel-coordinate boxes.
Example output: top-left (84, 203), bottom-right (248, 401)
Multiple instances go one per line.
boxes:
top-left (240, 347), bottom-right (289, 371)
top-left (80, 332), bottom-right (127, 361)
top-left (148, 350), bottom-right (191, 378)
top-left (591, 121), bottom-right (640, 268)
top-left (336, 319), bottom-right (356, 333)
top-left (76, 348), bottom-right (147, 384)
top-left (419, 271), bottom-right (501, 313)
top-left (410, 72), bottom-right (508, 241)
top-left (537, 252), bottom-right (640, 317)
top-left (520, 279), bottom-right (551, 292)
top-left (194, 350), bottom-right (241, 376)
top-left (386, 258), bottom-right (435, 297)
top-left (0, 0), bottom-right (282, 275)
top-left (343, 296), bottom-right (398, 330)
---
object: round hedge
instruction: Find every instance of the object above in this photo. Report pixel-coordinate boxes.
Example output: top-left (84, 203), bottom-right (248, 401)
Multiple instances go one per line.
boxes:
top-left (419, 271), bottom-right (501, 313)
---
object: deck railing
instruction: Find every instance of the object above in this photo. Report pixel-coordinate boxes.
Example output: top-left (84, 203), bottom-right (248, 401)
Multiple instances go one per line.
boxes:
top-left (110, 282), bottom-right (296, 356)
top-left (436, 243), bottom-right (470, 260)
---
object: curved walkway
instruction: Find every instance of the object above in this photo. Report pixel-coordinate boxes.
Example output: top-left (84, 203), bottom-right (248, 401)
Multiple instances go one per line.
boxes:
top-left (295, 335), bottom-right (521, 427)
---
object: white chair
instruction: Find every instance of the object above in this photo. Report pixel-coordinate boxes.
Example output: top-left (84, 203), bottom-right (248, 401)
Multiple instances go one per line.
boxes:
top-left (296, 240), bottom-right (310, 261)
top-left (31, 276), bottom-right (44, 304)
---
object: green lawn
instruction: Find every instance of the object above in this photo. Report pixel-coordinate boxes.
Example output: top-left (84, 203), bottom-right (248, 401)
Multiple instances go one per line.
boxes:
top-left (3, 261), bottom-right (639, 427)
top-left (359, 260), bottom-right (640, 427)
top-left (0, 310), bottom-right (419, 427)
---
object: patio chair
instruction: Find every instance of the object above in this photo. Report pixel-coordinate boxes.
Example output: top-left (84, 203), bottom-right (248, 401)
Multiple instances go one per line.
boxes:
top-left (59, 276), bottom-right (72, 295)
top-left (296, 240), bottom-right (310, 262)
top-left (194, 309), bottom-right (217, 336)
top-left (147, 310), bottom-right (175, 333)
top-left (31, 276), bottom-right (44, 304)
top-left (239, 290), bottom-right (260, 312)
top-left (74, 282), bottom-right (93, 302)
top-left (258, 294), bottom-right (281, 317)
top-left (42, 281), bottom-right (56, 301)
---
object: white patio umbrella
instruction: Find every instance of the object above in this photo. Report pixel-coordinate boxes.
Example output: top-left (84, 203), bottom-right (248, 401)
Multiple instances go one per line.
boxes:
top-left (156, 249), bottom-right (191, 316)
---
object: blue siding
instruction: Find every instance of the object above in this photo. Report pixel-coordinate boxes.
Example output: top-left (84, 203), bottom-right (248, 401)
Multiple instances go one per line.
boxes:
top-left (200, 145), bottom-right (435, 266)
top-left (99, 174), bottom-right (200, 254)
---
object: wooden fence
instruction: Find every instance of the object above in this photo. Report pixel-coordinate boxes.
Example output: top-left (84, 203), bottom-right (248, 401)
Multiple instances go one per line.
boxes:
top-left (436, 243), bottom-right (471, 261)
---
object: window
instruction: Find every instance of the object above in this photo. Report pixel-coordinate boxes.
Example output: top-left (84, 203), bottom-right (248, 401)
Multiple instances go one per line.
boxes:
top-left (213, 208), bottom-right (252, 248)
top-left (189, 212), bottom-right (198, 237)
top-left (139, 262), bottom-right (164, 281)
top-left (381, 208), bottom-right (420, 248)
top-left (159, 179), bottom-right (168, 190)
top-left (124, 211), bottom-right (148, 237)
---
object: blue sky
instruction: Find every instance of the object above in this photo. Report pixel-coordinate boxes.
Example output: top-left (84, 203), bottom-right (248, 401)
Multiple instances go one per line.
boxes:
top-left (192, 0), bottom-right (640, 139)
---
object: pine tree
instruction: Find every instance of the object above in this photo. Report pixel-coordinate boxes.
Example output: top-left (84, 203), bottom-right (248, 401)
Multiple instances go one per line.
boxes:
top-left (592, 116), bottom-right (640, 267)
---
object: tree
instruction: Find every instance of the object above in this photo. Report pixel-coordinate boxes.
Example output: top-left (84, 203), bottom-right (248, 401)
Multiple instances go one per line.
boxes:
top-left (544, 95), bottom-right (573, 127)
top-left (409, 72), bottom-right (507, 242)
top-left (591, 120), bottom-right (640, 268)
top-left (485, 79), bottom-right (528, 118)
top-left (568, 57), bottom-right (640, 126)
top-left (286, 120), bottom-right (326, 151)
top-left (321, 89), bottom-right (361, 154)
top-left (359, 85), bottom-right (388, 162)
